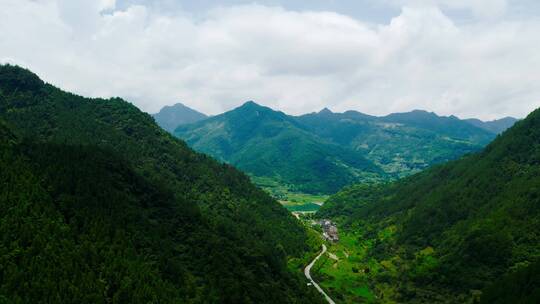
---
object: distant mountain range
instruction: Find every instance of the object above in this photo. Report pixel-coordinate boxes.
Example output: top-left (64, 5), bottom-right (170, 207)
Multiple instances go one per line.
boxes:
top-left (175, 101), bottom-right (383, 194)
top-left (152, 103), bottom-right (207, 132)
top-left (174, 101), bottom-right (517, 194)
top-left (465, 117), bottom-right (519, 134)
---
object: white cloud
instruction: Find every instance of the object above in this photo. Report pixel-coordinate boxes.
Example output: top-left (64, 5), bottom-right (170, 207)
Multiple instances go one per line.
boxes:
top-left (99, 0), bottom-right (117, 11)
top-left (1, 0), bottom-right (539, 120)
top-left (382, 0), bottom-right (508, 18)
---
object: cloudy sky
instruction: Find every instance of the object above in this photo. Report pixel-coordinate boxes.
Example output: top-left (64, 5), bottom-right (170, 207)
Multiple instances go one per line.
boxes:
top-left (1, 0), bottom-right (539, 120)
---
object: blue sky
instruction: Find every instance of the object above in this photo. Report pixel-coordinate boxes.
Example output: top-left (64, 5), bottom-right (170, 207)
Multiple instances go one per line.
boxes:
top-left (114, 0), bottom-right (540, 24)
top-left (2, 0), bottom-right (540, 119)
top-left (115, 0), bottom-right (401, 22)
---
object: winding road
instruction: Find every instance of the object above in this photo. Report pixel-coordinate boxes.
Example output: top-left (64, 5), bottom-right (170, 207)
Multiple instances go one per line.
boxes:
top-left (304, 244), bottom-right (336, 304)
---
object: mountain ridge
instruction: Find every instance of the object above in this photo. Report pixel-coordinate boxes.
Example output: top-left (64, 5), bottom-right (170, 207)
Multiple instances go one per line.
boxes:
top-left (465, 116), bottom-right (519, 134)
top-left (176, 101), bottom-right (383, 194)
top-left (176, 101), bottom-right (503, 194)
top-left (152, 102), bottom-right (207, 132)
top-left (0, 64), bottom-right (323, 303)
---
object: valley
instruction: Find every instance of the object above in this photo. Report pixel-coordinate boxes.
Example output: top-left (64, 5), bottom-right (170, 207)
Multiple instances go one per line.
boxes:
top-left (297, 217), bottom-right (379, 304)
top-left (305, 244), bottom-right (336, 304)
top-left (3, 1), bottom-right (539, 303)
top-left (313, 232), bottom-right (377, 303)
top-left (0, 65), bottom-right (536, 304)
top-left (313, 108), bottom-right (540, 303)
top-left (152, 90), bottom-right (536, 304)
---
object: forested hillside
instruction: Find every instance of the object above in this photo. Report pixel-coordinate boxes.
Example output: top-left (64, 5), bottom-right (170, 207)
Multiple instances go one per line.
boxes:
top-left (175, 101), bottom-right (383, 194)
top-left (317, 108), bottom-right (540, 303)
top-left (297, 109), bottom-right (495, 177)
top-left (176, 103), bottom-right (496, 195)
top-left (0, 65), bottom-right (323, 303)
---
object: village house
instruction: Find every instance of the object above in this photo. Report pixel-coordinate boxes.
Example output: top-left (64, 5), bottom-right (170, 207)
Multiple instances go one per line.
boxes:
top-left (320, 220), bottom-right (339, 243)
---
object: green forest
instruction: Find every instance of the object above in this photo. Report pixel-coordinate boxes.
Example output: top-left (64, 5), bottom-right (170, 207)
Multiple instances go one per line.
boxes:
top-left (317, 107), bottom-right (540, 303)
top-left (5, 0), bottom-right (540, 302)
top-left (1, 63), bottom-right (538, 304)
top-left (0, 65), bottom-right (324, 303)
top-left (175, 101), bottom-right (496, 196)
top-left (175, 101), bottom-right (384, 195)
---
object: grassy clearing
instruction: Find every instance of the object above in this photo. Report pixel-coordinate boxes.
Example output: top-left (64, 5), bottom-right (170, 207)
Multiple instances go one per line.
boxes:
top-left (308, 224), bottom-right (409, 303)
top-left (251, 175), bottom-right (330, 212)
top-left (311, 232), bottom-right (377, 303)
top-left (282, 202), bottom-right (321, 212)
top-left (279, 192), bottom-right (328, 212)
top-left (282, 192), bottom-right (329, 205)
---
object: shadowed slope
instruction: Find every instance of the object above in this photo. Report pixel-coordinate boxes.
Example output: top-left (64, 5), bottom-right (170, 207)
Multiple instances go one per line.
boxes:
top-left (0, 65), bottom-right (323, 303)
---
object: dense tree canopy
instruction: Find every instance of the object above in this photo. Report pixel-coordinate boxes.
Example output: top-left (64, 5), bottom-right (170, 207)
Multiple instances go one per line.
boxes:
top-left (0, 65), bottom-right (323, 303)
top-left (318, 108), bottom-right (540, 303)
top-left (175, 101), bottom-right (495, 195)
top-left (175, 101), bottom-right (382, 194)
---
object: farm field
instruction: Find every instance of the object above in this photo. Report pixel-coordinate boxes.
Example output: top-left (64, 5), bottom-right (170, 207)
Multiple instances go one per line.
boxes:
top-left (312, 232), bottom-right (381, 303)
top-left (279, 192), bottom-right (328, 212)
top-left (252, 176), bottom-right (329, 212)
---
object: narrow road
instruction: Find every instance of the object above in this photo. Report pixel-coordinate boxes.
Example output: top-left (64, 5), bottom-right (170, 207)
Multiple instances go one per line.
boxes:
top-left (304, 244), bottom-right (336, 304)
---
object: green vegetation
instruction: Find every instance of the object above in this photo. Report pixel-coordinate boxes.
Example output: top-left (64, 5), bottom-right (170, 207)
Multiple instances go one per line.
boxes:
top-left (288, 227), bottom-right (325, 275)
top-left (0, 65), bottom-right (324, 303)
top-left (251, 176), bottom-right (327, 212)
top-left (282, 202), bottom-right (321, 213)
top-left (297, 109), bottom-right (495, 178)
top-left (176, 103), bottom-right (496, 194)
top-left (252, 176), bottom-right (327, 201)
top-left (176, 101), bottom-right (383, 194)
top-left (312, 232), bottom-right (376, 303)
top-left (317, 108), bottom-right (540, 303)
top-left (480, 260), bottom-right (540, 304)
top-left (1, 63), bottom-right (530, 303)
top-left (281, 192), bottom-right (328, 205)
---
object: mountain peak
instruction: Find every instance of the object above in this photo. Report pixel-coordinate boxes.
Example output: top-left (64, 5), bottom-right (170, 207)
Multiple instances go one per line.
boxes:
top-left (410, 109), bottom-right (436, 116)
top-left (152, 102), bottom-right (207, 132)
top-left (157, 102), bottom-right (192, 113)
top-left (319, 107), bottom-right (333, 115)
top-left (465, 116), bottom-right (519, 134)
top-left (0, 64), bottom-right (44, 94)
top-left (497, 116), bottom-right (519, 122)
top-left (234, 101), bottom-right (275, 113)
top-left (169, 102), bottom-right (189, 108)
top-left (383, 109), bottom-right (438, 121)
top-left (239, 100), bottom-right (264, 108)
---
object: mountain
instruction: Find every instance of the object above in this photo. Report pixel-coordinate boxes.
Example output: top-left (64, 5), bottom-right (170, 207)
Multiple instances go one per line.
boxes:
top-left (176, 102), bottom-right (496, 194)
top-left (175, 101), bottom-right (383, 194)
top-left (297, 109), bottom-right (495, 177)
top-left (465, 117), bottom-right (519, 134)
top-left (0, 65), bottom-right (323, 303)
top-left (152, 102), bottom-right (208, 132)
top-left (317, 108), bottom-right (540, 303)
